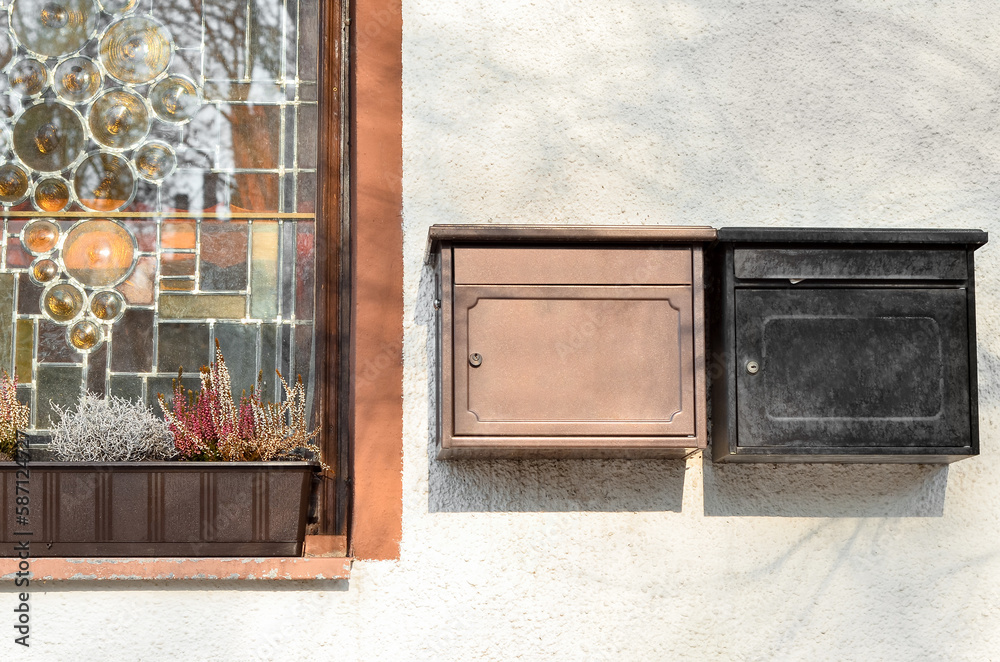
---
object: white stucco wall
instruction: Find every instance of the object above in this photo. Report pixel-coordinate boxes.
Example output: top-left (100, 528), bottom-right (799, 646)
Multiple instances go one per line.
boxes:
top-left (7, 1), bottom-right (1000, 659)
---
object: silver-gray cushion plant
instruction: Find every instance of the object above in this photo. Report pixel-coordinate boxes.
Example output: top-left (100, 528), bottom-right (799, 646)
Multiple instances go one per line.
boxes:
top-left (49, 393), bottom-right (175, 462)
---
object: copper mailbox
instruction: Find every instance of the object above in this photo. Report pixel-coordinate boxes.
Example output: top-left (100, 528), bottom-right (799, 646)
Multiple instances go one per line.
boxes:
top-left (427, 225), bottom-right (716, 459)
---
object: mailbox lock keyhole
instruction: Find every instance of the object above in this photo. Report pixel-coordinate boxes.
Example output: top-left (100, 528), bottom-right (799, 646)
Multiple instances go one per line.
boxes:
top-left (746, 360), bottom-right (759, 375)
top-left (469, 353), bottom-right (483, 367)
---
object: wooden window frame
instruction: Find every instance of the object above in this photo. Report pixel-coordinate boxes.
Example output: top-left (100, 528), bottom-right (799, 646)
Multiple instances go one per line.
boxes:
top-left (261, 0), bottom-right (407, 561)
top-left (281, 0), bottom-right (406, 561)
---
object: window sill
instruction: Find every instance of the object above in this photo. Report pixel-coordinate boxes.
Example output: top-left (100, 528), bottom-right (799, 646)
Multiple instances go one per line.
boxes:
top-left (0, 556), bottom-right (351, 581)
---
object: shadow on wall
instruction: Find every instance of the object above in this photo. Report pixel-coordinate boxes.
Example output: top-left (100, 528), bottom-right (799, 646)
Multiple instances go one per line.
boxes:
top-left (415, 264), bottom-right (687, 513)
top-left (427, 455), bottom-right (686, 514)
top-left (418, 256), bottom-right (962, 516)
top-left (702, 456), bottom-right (948, 517)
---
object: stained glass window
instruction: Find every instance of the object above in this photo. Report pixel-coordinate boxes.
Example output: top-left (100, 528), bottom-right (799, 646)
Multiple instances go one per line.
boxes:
top-left (0, 0), bottom-right (319, 435)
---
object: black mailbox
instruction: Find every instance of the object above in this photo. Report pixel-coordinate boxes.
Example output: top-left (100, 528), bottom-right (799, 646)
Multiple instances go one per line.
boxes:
top-left (710, 228), bottom-right (987, 463)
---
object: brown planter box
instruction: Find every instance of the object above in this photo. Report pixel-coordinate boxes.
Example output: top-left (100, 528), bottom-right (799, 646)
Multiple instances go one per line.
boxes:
top-left (0, 462), bottom-right (316, 557)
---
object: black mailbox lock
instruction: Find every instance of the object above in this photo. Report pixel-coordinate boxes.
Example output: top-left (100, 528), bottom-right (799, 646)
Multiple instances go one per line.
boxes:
top-left (745, 360), bottom-right (759, 375)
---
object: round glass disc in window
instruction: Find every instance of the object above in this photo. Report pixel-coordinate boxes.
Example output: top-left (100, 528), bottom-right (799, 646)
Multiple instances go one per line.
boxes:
top-left (53, 56), bottom-right (103, 104)
top-left (97, 0), bottom-right (137, 14)
top-left (0, 163), bottom-right (30, 205)
top-left (89, 289), bottom-right (125, 322)
top-left (13, 101), bottom-right (87, 173)
top-left (150, 76), bottom-right (199, 124)
top-left (33, 176), bottom-right (71, 211)
top-left (10, 0), bottom-right (98, 59)
top-left (30, 257), bottom-right (59, 284)
top-left (41, 281), bottom-right (85, 322)
top-left (134, 141), bottom-right (176, 182)
top-left (22, 218), bottom-right (60, 254)
top-left (68, 319), bottom-right (102, 350)
top-left (73, 151), bottom-right (136, 211)
top-left (62, 218), bottom-right (137, 287)
top-left (99, 16), bottom-right (172, 84)
top-left (89, 89), bottom-right (150, 150)
top-left (8, 58), bottom-right (48, 97)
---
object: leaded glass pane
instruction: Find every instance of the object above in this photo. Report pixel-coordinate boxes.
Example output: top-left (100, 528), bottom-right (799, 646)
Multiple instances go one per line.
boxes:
top-left (0, 0), bottom-right (319, 436)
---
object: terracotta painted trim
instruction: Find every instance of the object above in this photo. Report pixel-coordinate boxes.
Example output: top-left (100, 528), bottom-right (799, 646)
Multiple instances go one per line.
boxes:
top-left (349, 0), bottom-right (404, 560)
top-left (0, 557), bottom-right (351, 581)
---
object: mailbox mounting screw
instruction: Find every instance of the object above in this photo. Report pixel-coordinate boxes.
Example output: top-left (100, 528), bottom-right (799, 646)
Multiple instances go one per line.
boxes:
top-left (746, 361), bottom-right (759, 374)
top-left (433, 299), bottom-right (441, 310)
top-left (469, 353), bottom-right (483, 367)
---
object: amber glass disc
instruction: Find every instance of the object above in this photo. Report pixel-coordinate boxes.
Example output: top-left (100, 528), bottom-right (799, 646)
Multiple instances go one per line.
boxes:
top-left (8, 58), bottom-right (48, 96)
top-left (33, 176), bottom-right (71, 211)
top-left (13, 101), bottom-right (86, 172)
top-left (22, 218), bottom-right (60, 253)
top-left (62, 218), bottom-right (137, 286)
top-left (89, 89), bottom-right (149, 150)
top-left (30, 257), bottom-right (59, 283)
top-left (53, 56), bottom-right (102, 104)
top-left (42, 281), bottom-right (85, 322)
top-left (68, 319), bottom-right (102, 350)
top-left (10, 0), bottom-right (97, 58)
top-left (89, 288), bottom-right (124, 322)
top-left (73, 151), bottom-right (136, 211)
top-left (99, 16), bottom-right (172, 84)
top-left (134, 141), bottom-right (176, 182)
top-left (0, 32), bottom-right (16, 71)
top-left (0, 163), bottom-right (30, 204)
top-left (97, 0), bottom-right (137, 14)
top-left (150, 76), bottom-right (199, 124)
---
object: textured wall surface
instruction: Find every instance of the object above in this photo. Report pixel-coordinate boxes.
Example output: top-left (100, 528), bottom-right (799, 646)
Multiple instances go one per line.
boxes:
top-left (6, 1), bottom-right (1000, 659)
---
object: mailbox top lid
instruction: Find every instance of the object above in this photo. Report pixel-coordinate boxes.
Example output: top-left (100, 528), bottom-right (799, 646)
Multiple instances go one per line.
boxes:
top-left (717, 226), bottom-right (988, 247)
top-left (426, 224), bottom-right (717, 263)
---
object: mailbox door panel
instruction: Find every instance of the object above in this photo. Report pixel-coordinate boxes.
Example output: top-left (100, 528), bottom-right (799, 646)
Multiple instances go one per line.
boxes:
top-left (735, 288), bottom-right (971, 449)
top-left (453, 285), bottom-right (696, 437)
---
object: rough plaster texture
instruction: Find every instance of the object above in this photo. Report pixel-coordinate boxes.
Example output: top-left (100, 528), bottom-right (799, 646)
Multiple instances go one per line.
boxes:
top-left (6, 1), bottom-right (1000, 659)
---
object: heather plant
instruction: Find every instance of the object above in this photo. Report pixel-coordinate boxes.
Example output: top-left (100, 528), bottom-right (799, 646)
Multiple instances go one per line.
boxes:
top-left (0, 371), bottom-right (29, 461)
top-left (159, 341), bottom-right (320, 462)
top-left (49, 393), bottom-right (175, 462)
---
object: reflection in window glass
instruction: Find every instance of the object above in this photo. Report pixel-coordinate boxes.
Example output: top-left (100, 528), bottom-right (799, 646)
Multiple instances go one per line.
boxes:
top-left (0, 0), bottom-right (319, 435)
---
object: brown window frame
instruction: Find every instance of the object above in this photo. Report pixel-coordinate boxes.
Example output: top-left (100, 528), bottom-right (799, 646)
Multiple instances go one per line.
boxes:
top-left (308, 0), bottom-right (407, 558)
top-left (313, 0), bottom-right (350, 543)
